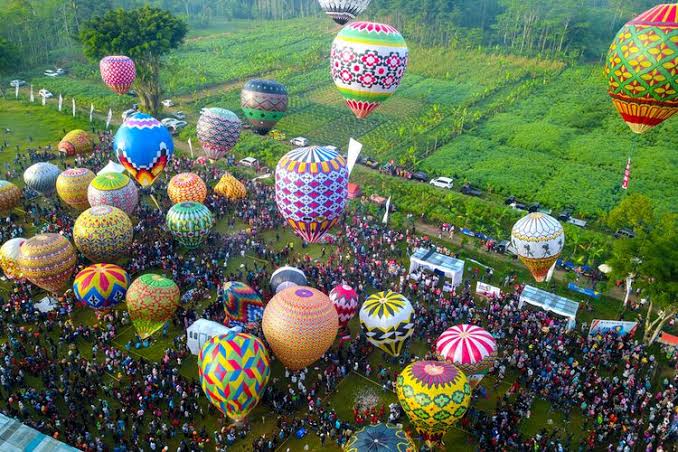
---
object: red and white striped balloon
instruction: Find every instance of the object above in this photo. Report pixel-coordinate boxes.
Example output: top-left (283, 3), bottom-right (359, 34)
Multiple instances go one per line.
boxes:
top-left (329, 284), bottom-right (359, 328)
top-left (100, 56), bottom-right (136, 95)
top-left (436, 324), bottom-right (497, 388)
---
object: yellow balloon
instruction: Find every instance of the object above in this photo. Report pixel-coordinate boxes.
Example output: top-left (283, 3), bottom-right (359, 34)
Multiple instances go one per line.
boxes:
top-left (56, 168), bottom-right (95, 211)
top-left (74, 205), bottom-right (133, 262)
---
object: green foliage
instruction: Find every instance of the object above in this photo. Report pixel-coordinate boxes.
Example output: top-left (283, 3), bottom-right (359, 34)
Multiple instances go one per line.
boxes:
top-left (0, 37), bottom-right (18, 75)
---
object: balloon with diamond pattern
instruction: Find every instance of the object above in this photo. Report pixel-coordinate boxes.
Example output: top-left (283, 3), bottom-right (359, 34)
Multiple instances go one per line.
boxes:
top-left (330, 284), bottom-right (359, 329)
top-left (197, 108), bottom-right (242, 160)
top-left (0, 181), bottom-right (21, 212)
top-left (74, 206), bottom-right (134, 262)
top-left (73, 263), bottom-right (130, 310)
top-left (56, 168), bottom-right (95, 211)
top-left (241, 79), bottom-right (288, 135)
top-left (223, 281), bottom-right (264, 327)
top-left (166, 202), bottom-right (214, 249)
top-left (100, 56), bottom-right (136, 95)
top-left (359, 290), bottom-right (414, 356)
top-left (126, 274), bottom-right (180, 339)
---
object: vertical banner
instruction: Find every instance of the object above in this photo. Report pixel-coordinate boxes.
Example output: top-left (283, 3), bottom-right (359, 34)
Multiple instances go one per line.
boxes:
top-left (347, 138), bottom-right (362, 175)
top-left (72, 98), bottom-right (76, 118)
top-left (41, 93), bottom-right (46, 106)
top-left (382, 196), bottom-right (391, 224)
top-left (30, 85), bottom-right (34, 103)
top-left (89, 104), bottom-right (94, 123)
top-left (15, 84), bottom-right (19, 99)
top-left (106, 109), bottom-right (112, 130)
top-left (621, 157), bottom-right (631, 190)
top-left (58, 94), bottom-right (63, 112)
top-left (545, 261), bottom-right (556, 282)
top-left (623, 275), bottom-right (633, 307)
top-left (188, 137), bottom-right (194, 158)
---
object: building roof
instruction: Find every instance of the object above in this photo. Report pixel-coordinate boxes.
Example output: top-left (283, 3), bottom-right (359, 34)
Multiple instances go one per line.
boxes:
top-left (520, 285), bottom-right (580, 320)
top-left (411, 248), bottom-right (465, 273)
top-left (0, 413), bottom-right (79, 451)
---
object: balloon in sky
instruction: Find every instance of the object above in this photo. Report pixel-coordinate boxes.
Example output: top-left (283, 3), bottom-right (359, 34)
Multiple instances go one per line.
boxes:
top-left (359, 291), bottom-right (414, 356)
top-left (214, 172), bottom-right (247, 201)
top-left (126, 274), bottom-right (180, 339)
top-left (511, 212), bottom-right (564, 282)
top-left (166, 202), bottom-right (213, 249)
top-left (113, 112), bottom-right (173, 187)
top-left (73, 263), bottom-right (130, 310)
top-left (396, 361), bottom-right (471, 448)
top-left (331, 21), bottom-right (408, 119)
top-left (0, 238), bottom-right (26, 280)
top-left (99, 55), bottom-right (136, 95)
top-left (56, 168), bottom-right (95, 211)
top-left (329, 284), bottom-right (359, 329)
top-left (262, 286), bottom-right (338, 371)
top-left (88, 172), bottom-right (139, 215)
top-left (223, 281), bottom-right (264, 326)
top-left (345, 423), bottom-right (413, 452)
top-left (24, 162), bottom-right (60, 196)
top-left (241, 79), bottom-right (288, 135)
top-left (199, 332), bottom-right (271, 422)
top-left (58, 130), bottom-right (94, 156)
top-left (0, 180), bottom-right (21, 211)
top-left (167, 173), bottom-right (207, 204)
top-left (436, 324), bottom-right (497, 389)
top-left (318, 0), bottom-right (371, 25)
top-left (196, 108), bottom-right (241, 160)
top-left (605, 4), bottom-right (678, 134)
top-left (270, 265), bottom-right (308, 294)
top-left (275, 146), bottom-right (348, 243)
top-left (18, 233), bottom-right (76, 293)
top-left (74, 205), bottom-right (133, 262)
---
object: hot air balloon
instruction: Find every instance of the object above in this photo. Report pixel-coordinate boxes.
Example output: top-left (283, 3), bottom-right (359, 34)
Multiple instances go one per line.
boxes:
top-left (330, 284), bottom-right (359, 329)
top-left (113, 112), bottom-right (173, 187)
top-left (73, 263), bottom-right (130, 310)
top-left (241, 79), bottom-right (288, 135)
top-left (319, 0), bottom-right (371, 25)
top-left (58, 130), bottom-right (94, 156)
top-left (167, 173), bottom-right (207, 204)
top-left (223, 282), bottom-right (264, 326)
top-left (126, 273), bottom-right (180, 339)
top-left (605, 4), bottom-right (678, 134)
top-left (396, 361), bottom-right (471, 448)
top-left (88, 172), bottom-right (139, 216)
top-left (74, 205), bottom-right (134, 262)
top-left (270, 266), bottom-right (307, 294)
top-left (196, 108), bottom-right (242, 160)
top-left (0, 180), bottom-right (21, 211)
top-left (345, 423), bottom-right (414, 452)
top-left (24, 162), bottom-right (60, 196)
top-left (359, 291), bottom-right (414, 356)
top-left (0, 238), bottom-right (26, 280)
top-left (262, 286), bottom-right (338, 371)
top-left (511, 212), bottom-right (564, 282)
top-left (100, 56), bottom-right (136, 95)
top-left (214, 172), bottom-right (247, 200)
top-left (166, 202), bottom-right (213, 249)
top-left (331, 21), bottom-right (408, 119)
top-left (436, 324), bottom-right (497, 389)
top-left (18, 233), bottom-right (76, 293)
top-left (56, 168), bottom-right (95, 211)
top-left (199, 332), bottom-right (271, 421)
top-left (275, 146), bottom-right (348, 243)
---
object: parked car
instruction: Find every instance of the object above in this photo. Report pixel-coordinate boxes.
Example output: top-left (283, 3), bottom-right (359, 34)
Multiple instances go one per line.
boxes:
top-left (38, 89), bottom-right (53, 98)
top-left (614, 228), bottom-right (635, 239)
top-left (359, 157), bottom-right (379, 169)
top-left (126, 90), bottom-right (137, 97)
top-left (161, 99), bottom-right (174, 107)
top-left (411, 171), bottom-right (428, 182)
top-left (430, 177), bottom-right (454, 189)
top-left (290, 137), bottom-right (309, 146)
top-left (568, 217), bottom-right (588, 228)
top-left (461, 183), bottom-right (482, 196)
top-left (239, 157), bottom-right (258, 167)
top-left (44, 68), bottom-right (65, 77)
top-left (173, 111), bottom-right (186, 120)
top-left (558, 208), bottom-right (574, 222)
top-left (161, 118), bottom-right (177, 126)
top-left (9, 80), bottom-right (26, 88)
top-left (528, 203), bottom-right (540, 213)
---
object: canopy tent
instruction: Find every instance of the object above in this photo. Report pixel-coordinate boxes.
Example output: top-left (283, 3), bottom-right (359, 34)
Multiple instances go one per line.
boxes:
top-left (0, 413), bottom-right (79, 451)
top-left (657, 331), bottom-right (678, 348)
top-left (519, 285), bottom-right (580, 329)
top-left (34, 296), bottom-right (58, 313)
top-left (97, 160), bottom-right (126, 176)
top-left (409, 248), bottom-right (465, 288)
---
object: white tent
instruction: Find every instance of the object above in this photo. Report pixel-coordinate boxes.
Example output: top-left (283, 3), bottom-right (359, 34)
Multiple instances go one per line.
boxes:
top-left (409, 248), bottom-right (465, 288)
top-left (34, 296), bottom-right (58, 313)
top-left (97, 160), bottom-right (126, 176)
top-left (519, 285), bottom-right (580, 329)
top-left (0, 413), bottom-right (79, 451)
top-left (186, 319), bottom-right (242, 355)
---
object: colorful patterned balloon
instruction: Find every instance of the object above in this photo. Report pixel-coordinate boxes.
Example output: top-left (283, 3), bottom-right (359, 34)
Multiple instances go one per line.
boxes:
top-left (262, 286), bottom-right (338, 371)
top-left (74, 206), bottom-right (133, 262)
top-left (58, 130), bottom-right (94, 156)
top-left (359, 291), bottom-right (414, 356)
top-left (223, 282), bottom-right (264, 326)
top-left (18, 233), bottom-right (76, 293)
top-left (0, 238), bottom-right (26, 280)
top-left (270, 266), bottom-right (308, 294)
top-left (275, 146), bottom-right (348, 243)
top-left (199, 332), bottom-right (271, 421)
top-left (126, 274), bottom-right (180, 339)
top-left (345, 423), bottom-right (413, 452)
top-left (100, 56), bottom-right (136, 95)
top-left (166, 202), bottom-right (213, 249)
top-left (511, 212), bottom-right (564, 283)
top-left (196, 108), bottom-right (241, 160)
top-left (73, 263), bottom-right (130, 310)
top-left (24, 162), bottom-right (60, 196)
top-left (241, 79), bottom-right (288, 135)
top-left (56, 168), bottom-right (95, 211)
top-left (319, 0), bottom-right (371, 25)
top-left (396, 361), bottom-right (471, 448)
top-left (436, 324), bottom-right (497, 389)
top-left (330, 284), bottom-right (359, 328)
top-left (605, 4), bottom-right (678, 133)
top-left (214, 172), bottom-right (247, 200)
top-left (0, 180), bottom-right (21, 211)
top-left (331, 21), bottom-right (408, 119)
top-left (88, 172), bottom-right (139, 215)
top-left (113, 112), bottom-right (174, 187)
top-left (167, 173), bottom-right (207, 204)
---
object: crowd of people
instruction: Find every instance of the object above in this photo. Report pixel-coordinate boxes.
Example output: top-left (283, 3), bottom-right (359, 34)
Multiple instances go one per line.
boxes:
top-left (0, 131), bottom-right (676, 451)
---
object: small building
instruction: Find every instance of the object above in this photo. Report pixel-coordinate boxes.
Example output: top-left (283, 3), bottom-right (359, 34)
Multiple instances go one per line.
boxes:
top-left (518, 285), bottom-right (579, 329)
top-left (186, 319), bottom-right (242, 355)
top-left (409, 247), bottom-right (465, 288)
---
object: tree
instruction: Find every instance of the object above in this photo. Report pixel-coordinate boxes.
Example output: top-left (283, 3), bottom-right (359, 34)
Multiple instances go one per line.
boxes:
top-left (79, 6), bottom-right (187, 115)
top-left (0, 37), bottom-right (19, 75)
top-left (606, 193), bottom-right (655, 235)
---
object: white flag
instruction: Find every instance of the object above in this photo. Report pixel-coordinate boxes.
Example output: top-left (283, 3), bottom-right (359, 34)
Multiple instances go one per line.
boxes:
top-left (72, 98), bottom-right (76, 118)
top-left (41, 94), bottom-right (46, 106)
top-left (188, 137), bottom-right (194, 158)
top-left (545, 261), bottom-right (557, 282)
top-left (30, 85), bottom-right (34, 103)
top-left (106, 109), bottom-right (112, 130)
top-left (623, 275), bottom-right (634, 307)
top-left (15, 84), bottom-right (19, 98)
top-left (382, 197), bottom-right (391, 224)
top-left (347, 138), bottom-right (362, 176)
top-left (58, 94), bottom-right (63, 112)
top-left (89, 104), bottom-right (94, 123)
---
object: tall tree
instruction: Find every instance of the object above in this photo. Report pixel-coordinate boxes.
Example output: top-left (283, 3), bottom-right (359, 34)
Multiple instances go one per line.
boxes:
top-left (0, 37), bottom-right (18, 75)
top-left (79, 6), bottom-right (187, 115)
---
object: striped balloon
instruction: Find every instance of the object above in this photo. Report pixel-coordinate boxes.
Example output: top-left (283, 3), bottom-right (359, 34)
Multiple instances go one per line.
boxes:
top-left (18, 233), bottom-right (76, 293)
top-left (329, 284), bottom-right (359, 328)
top-left (73, 263), bottom-right (130, 310)
top-left (223, 281), bottom-right (264, 326)
top-left (436, 324), bottom-right (497, 389)
top-left (166, 202), bottom-right (213, 249)
top-left (24, 162), bottom-right (60, 196)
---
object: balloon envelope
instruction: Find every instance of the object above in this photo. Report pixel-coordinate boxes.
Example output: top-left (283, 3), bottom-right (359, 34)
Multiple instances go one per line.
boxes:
top-left (436, 324), bottom-right (497, 389)
top-left (56, 168), bottom-right (95, 211)
top-left (511, 212), bottom-right (564, 282)
top-left (345, 423), bottom-right (413, 452)
top-left (318, 0), bottom-right (371, 25)
top-left (74, 205), bottom-right (134, 262)
top-left (0, 180), bottom-right (21, 211)
top-left (214, 172), bottom-right (247, 200)
top-left (18, 233), bottom-right (76, 293)
top-left (58, 130), bottom-right (94, 156)
top-left (241, 79), bottom-right (288, 135)
top-left (223, 281), bottom-right (264, 326)
top-left (330, 284), bottom-right (359, 328)
top-left (166, 202), bottom-right (213, 249)
top-left (0, 238), bottom-right (26, 280)
top-left (126, 274), bottom-right (180, 339)
top-left (270, 266), bottom-right (307, 294)
top-left (73, 263), bottom-right (130, 310)
top-left (167, 173), bottom-right (207, 204)
top-left (24, 162), bottom-right (60, 196)
top-left (196, 108), bottom-right (241, 160)
top-left (88, 172), bottom-right (139, 215)
top-left (359, 291), bottom-right (414, 356)
top-left (100, 55), bottom-right (136, 95)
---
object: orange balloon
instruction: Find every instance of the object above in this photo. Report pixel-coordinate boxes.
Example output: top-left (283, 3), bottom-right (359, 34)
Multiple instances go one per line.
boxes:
top-left (167, 172), bottom-right (207, 204)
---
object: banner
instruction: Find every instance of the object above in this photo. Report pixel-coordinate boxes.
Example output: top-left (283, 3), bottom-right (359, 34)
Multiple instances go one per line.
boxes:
top-left (382, 196), bottom-right (391, 224)
top-left (347, 138), bottom-right (362, 175)
top-left (106, 109), bottom-right (112, 129)
top-left (41, 94), bottom-right (46, 106)
top-left (623, 275), bottom-right (633, 307)
top-left (89, 104), bottom-right (94, 123)
top-left (476, 281), bottom-right (501, 298)
top-left (15, 84), bottom-right (19, 99)
top-left (589, 319), bottom-right (638, 337)
top-left (29, 85), bottom-right (34, 103)
top-left (621, 157), bottom-right (631, 190)
top-left (72, 98), bottom-right (76, 118)
top-left (188, 137), bottom-right (194, 158)
top-left (567, 282), bottom-right (601, 299)
top-left (58, 94), bottom-right (63, 112)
